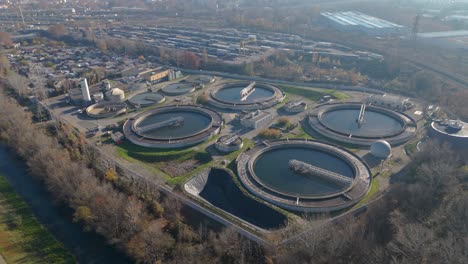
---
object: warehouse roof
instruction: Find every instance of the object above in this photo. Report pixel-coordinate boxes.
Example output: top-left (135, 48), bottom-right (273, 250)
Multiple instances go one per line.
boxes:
top-left (417, 30), bottom-right (468, 38)
top-left (321, 12), bottom-right (404, 29)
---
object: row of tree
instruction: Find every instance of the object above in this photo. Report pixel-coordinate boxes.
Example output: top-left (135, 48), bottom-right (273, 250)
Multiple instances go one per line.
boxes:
top-left (0, 83), bottom-right (266, 263)
top-left (273, 139), bottom-right (467, 263)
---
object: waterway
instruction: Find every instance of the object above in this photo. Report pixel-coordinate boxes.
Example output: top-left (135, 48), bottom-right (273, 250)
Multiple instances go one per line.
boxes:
top-left (214, 86), bottom-right (274, 104)
top-left (253, 147), bottom-right (354, 197)
top-left (0, 144), bottom-right (132, 264)
top-left (321, 108), bottom-right (403, 138)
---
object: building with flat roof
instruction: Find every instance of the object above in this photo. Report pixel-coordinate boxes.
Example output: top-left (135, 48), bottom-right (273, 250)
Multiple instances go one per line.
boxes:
top-left (418, 30), bottom-right (468, 38)
top-left (321, 11), bottom-right (408, 36)
top-left (366, 94), bottom-right (413, 111)
top-left (237, 110), bottom-right (273, 129)
top-left (416, 30), bottom-right (468, 49)
top-left (138, 68), bottom-right (171, 83)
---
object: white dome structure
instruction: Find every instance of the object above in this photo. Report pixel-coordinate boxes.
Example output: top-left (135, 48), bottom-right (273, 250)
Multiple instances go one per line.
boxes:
top-left (370, 140), bottom-right (392, 159)
top-left (106, 88), bottom-right (125, 102)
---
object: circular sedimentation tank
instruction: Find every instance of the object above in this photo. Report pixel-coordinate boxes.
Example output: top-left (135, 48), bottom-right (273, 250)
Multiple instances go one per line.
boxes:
top-left (430, 120), bottom-right (468, 152)
top-left (161, 82), bottom-right (195, 96)
top-left (237, 139), bottom-right (371, 212)
top-left (207, 81), bottom-right (285, 111)
top-left (308, 103), bottom-right (416, 146)
top-left (128, 91), bottom-right (166, 107)
top-left (123, 105), bottom-right (223, 148)
top-left (215, 135), bottom-right (243, 153)
top-left (186, 75), bottom-right (215, 85)
top-left (86, 101), bottom-right (127, 118)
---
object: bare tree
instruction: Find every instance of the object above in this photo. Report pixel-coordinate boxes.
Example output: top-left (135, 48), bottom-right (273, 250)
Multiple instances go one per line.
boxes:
top-left (0, 31), bottom-right (12, 47)
top-left (48, 24), bottom-right (68, 38)
top-left (127, 220), bottom-right (175, 263)
top-left (6, 72), bottom-right (28, 97)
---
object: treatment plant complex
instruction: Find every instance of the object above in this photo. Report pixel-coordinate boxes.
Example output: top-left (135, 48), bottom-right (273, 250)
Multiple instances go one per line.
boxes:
top-left (43, 71), bottom-right (431, 236)
top-left (26, 31), bottom-right (439, 243)
top-left (2, 0), bottom-right (467, 260)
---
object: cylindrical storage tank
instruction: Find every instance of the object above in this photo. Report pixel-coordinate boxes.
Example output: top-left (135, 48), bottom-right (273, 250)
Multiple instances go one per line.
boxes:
top-left (106, 88), bottom-right (125, 102)
top-left (81, 78), bottom-right (91, 102)
top-left (370, 140), bottom-right (392, 160)
top-left (430, 121), bottom-right (468, 156)
top-left (215, 135), bottom-right (243, 153)
top-left (105, 80), bottom-right (111, 91)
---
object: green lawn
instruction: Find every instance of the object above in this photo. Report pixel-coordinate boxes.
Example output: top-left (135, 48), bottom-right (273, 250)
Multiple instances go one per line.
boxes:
top-left (284, 126), bottom-right (315, 140)
top-left (116, 141), bottom-right (209, 181)
top-left (0, 176), bottom-right (75, 264)
top-left (354, 173), bottom-right (381, 208)
top-left (115, 137), bottom-right (255, 187)
top-left (404, 142), bottom-right (418, 155)
top-left (116, 141), bottom-right (211, 163)
top-left (279, 85), bottom-right (349, 101)
top-left (115, 138), bottom-right (217, 186)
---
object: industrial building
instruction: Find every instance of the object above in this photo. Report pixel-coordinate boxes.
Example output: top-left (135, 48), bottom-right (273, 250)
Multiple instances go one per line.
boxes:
top-left (138, 68), bottom-right (182, 83)
top-left (366, 94), bottom-right (413, 111)
top-left (237, 110), bottom-right (273, 129)
top-left (107, 26), bottom-right (383, 65)
top-left (417, 30), bottom-right (468, 50)
top-left (321, 11), bottom-right (408, 36)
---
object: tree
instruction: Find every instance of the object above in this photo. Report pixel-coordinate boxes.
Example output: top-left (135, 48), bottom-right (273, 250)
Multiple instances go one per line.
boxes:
top-left (243, 62), bottom-right (254, 76)
top-left (0, 55), bottom-right (10, 77)
top-left (127, 221), bottom-right (175, 263)
top-left (104, 168), bottom-right (118, 182)
top-left (183, 51), bottom-right (200, 69)
top-left (48, 24), bottom-right (67, 38)
top-left (277, 117), bottom-right (291, 127)
top-left (60, 79), bottom-right (75, 94)
top-left (95, 39), bottom-right (108, 53)
top-left (258, 128), bottom-right (281, 139)
top-left (197, 94), bottom-right (209, 105)
top-left (73, 206), bottom-right (94, 230)
top-left (6, 72), bottom-right (28, 97)
top-left (202, 48), bottom-right (208, 65)
top-left (0, 31), bottom-right (12, 46)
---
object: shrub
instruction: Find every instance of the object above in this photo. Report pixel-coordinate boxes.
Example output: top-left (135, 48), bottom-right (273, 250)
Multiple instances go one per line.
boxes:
top-left (258, 128), bottom-right (281, 139)
top-left (197, 94), bottom-right (209, 105)
top-left (277, 117), bottom-right (291, 127)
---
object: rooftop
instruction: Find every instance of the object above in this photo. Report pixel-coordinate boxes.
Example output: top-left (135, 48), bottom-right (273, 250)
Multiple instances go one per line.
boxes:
top-left (417, 30), bottom-right (468, 38)
top-left (239, 110), bottom-right (271, 121)
top-left (321, 11), bottom-right (404, 29)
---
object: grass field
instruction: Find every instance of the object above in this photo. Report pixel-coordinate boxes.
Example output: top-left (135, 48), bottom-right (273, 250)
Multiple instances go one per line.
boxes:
top-left (115, 137), bottom-right (255, 186)
top-left (0, 176), bottom-right (75, 264)
top-left (285, 126), bottom-right (315, 140)
top-left (279, 85), bottom-right (349, 101)
top-left (354, 173), bottom-right (381, 208)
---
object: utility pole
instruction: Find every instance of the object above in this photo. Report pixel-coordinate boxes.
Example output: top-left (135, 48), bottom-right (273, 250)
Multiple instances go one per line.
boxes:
top-left (412, 14), bottom-right (420, 42)
top-left (18, 3), bottom-right (26, 28)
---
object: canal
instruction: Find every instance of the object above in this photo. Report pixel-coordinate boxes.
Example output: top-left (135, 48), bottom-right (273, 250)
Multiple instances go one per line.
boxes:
top-left (0, 144), bottom-right (132, 264)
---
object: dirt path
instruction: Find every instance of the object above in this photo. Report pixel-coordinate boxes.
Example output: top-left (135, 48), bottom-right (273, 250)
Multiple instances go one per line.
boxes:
top-left (0, 254), bottom-right (7, 264)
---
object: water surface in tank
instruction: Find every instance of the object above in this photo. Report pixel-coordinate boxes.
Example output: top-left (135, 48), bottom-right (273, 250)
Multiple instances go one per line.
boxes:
top-left (214, 86), bottom-right (274, 104)
top-left (321, 108), bottom-right (403, 137)
top-left (253, 147), bottom-right (354, 197)
top-left (136, 111), bottom-right (211, 139)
